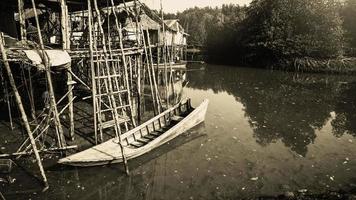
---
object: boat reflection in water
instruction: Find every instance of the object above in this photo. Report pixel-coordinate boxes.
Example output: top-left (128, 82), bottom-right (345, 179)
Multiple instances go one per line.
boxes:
top-left (3, 63), bottom-right (356, 199)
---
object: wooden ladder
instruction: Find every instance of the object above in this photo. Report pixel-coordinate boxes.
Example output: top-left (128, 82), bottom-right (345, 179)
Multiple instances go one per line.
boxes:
top-left (91, 0), bottom-right (136, 144)
top-left (93, 57), bottom-right (136, 142)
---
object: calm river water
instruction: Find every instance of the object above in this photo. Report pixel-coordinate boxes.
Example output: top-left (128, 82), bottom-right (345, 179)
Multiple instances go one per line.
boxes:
top-left (2, 64), bottom-right (356, 199)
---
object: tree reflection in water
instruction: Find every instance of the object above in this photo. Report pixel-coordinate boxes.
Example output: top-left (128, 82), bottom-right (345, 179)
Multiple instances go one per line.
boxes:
top-left (185, 64), bottom-right (356, 156)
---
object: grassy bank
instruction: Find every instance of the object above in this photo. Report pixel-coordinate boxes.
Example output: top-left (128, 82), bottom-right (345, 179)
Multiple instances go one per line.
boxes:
top-left (272, 57), bottom-right (356, 74)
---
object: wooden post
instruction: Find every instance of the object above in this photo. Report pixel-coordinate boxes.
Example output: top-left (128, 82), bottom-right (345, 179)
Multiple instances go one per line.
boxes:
top-left (0, 33), bottom-right (48, 190)
top-left (87, 0), bottom-right (98, 144)
top-left (31, 0), bottom-right (66, 148)
top-left (17, 0), bottom-right (27, 41)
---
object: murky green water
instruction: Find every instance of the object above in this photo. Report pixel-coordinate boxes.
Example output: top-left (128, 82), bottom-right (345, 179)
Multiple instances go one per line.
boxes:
top-left (2, 64), bottom-right (356, 199)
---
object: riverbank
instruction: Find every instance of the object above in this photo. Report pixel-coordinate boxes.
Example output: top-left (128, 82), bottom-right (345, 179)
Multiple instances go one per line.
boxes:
top-left (273, 57), bottom-right (356, 74)
top-left (205, 55), bottom-right (356, 75)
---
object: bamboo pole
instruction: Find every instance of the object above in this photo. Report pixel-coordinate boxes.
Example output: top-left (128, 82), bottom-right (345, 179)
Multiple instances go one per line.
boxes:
top-left (140, 27), bottom-right (157, 115)
top-left (87, 0), bottom-right (98, 144)
top-left (60, 0), bottom-right (67, 50)
top-left (132, 0), bottom-right (142, 122)
top-left (0, 33), bottom-right (48, 190)
top-left (0, 145), bottom-right (78, 158)
top-left (0, 191), bottom-right (5, 200)
top-left (17, 0), bottom-right (27, 42)
top-left (93, 0), bottom-right (130, 175)
top-left (110, 0), bottom-right (137, 127)
top-left (136, 54), bottom-right (142, 122)
top-left (146, 29), bottom-right (162, 113)
top-left (0, 65), bottom-right (14, 129)
top-left (31, 0), bottom-right (66, 148)
top-left (4, 81), bottom-right (14, 130)
top-left (169, 34), bottom-right (175, 104)
top-left (160, 0), bottom-right (169, 108)
top-left (67, 70), bottom-right (75, 141)
top-left (27, 69), bottom-right (37, 121)
top-left (106, 6), bottom-right (129, 132)
top-left (60, 2), bottom-right (74, 140)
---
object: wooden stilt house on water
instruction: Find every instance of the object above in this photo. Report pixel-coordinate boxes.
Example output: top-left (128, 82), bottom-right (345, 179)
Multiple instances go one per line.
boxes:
top-left (0, 0), bottom-right (203, 190)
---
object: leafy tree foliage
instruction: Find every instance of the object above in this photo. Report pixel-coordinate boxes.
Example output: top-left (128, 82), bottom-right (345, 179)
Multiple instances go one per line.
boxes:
top-left (165, 0), bottom-right (355, 67)
top-left (342, 0), bottom-right (356, 56)
top-left (242, 0), bottom-right (344, 60)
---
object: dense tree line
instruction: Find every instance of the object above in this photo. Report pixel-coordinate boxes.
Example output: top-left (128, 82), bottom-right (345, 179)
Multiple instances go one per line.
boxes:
top-left (165, 0), bottom-right (356, 71)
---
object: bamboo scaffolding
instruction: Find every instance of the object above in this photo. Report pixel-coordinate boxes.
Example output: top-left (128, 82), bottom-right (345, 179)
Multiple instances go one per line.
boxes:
top-left (0, 33), bottom-right (49, 190)
top-left (31, 0), bottom-right (66, 149)
top-left (112, 0), bottom-right (137, 128)
top-left (106, 5), bottom-right (129, 133)
top-left (59, 0), bottom-right (75, 141)
top-left (93, 0), bottom-right (130, 175)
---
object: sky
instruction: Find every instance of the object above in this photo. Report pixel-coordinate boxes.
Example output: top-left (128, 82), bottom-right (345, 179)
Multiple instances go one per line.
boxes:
top-left (141, 0), bottom-right (252, 13)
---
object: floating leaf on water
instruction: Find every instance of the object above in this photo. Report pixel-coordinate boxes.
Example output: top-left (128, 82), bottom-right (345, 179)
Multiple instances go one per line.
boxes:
top-left (250, 177), bottom-right (259, 181)
top-left (298, 189), bottom-right (308, 193)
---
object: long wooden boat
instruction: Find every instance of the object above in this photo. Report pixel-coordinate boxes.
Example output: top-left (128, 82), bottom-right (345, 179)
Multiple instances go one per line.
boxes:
top-left (58, 98), bottom-right (209, 167)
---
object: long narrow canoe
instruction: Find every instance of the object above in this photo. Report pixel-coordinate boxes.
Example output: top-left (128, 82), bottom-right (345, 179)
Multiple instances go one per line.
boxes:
top-left (58, 99), bottom-right (209, 167)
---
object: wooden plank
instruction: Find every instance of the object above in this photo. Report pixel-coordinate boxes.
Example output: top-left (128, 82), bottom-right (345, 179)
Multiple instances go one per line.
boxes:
top-left (98, 117), bottom-right (130, 130)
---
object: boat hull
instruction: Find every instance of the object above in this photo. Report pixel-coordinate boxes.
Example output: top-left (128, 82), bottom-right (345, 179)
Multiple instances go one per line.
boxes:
top-left (58, 99), bottom-right (209, 167)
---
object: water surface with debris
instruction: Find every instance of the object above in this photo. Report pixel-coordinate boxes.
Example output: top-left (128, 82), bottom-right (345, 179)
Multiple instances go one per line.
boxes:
top-left (2, 64), bottom-right (356, 199)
